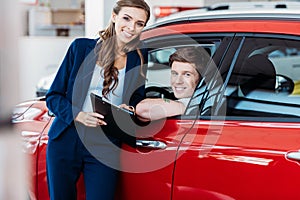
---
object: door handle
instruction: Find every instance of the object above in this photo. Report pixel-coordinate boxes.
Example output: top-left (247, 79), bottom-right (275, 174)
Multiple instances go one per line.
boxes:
top-left (286, 151), bottom-right (300, 161)
top-left (136, 140), bottom-right (167, 149)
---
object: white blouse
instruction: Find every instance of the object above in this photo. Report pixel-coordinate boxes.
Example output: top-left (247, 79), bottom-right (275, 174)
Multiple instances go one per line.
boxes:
top-left (82, 64), bottom-right (126, 112)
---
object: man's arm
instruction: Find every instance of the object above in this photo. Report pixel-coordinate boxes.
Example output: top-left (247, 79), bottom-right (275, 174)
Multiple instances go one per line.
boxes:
top-left (135, 98), bottom-right (186, 121)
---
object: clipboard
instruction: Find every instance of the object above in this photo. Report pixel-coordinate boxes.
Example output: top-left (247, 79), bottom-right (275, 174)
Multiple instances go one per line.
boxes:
top-left (90, 93), bottom-right (134, 116)
top-left (90, 92), bottom-right (136, 146)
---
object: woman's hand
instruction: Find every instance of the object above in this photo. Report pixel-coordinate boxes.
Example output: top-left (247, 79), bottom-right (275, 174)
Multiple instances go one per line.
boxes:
top-left (120, 104), bottom-right (151, 123)
top-left (119, 104), bottom-right (135, 114)
top-left (75, 111), bottom-right (107, 127)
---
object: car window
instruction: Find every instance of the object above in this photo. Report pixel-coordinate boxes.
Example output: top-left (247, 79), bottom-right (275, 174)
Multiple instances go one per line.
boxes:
top-left (184, 36), bottom-right (235, 116)
top-left (145, 36), bottom-right (223, 102)
top-left (210, 36), bottom-right (300, 120)
top-left (146, 48), bottom-right (175, 89)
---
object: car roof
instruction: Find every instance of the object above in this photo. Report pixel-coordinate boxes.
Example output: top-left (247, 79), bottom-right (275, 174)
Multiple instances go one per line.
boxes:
top-left (148, 1), bottom-right (300, 30)
top-left (146, 9), bottom-right (300, 30)
top-left (207, 1), bottom-right (300, 11)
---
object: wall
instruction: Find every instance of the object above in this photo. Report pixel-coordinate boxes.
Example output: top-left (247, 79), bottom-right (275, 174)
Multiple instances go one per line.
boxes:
top-left (18, 0), bottom-right (116, 102)
top-left (19, 36), bottom-right (75, 101)
top-left (85, 0), bottom-right (116, 37)
top-left (50, 0), bottom-right (84, 9)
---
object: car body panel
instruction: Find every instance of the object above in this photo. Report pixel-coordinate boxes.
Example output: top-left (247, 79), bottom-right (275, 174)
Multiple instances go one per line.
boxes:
top-left (173, 120), bottom-right (300, 200)
top-left (13, 101), bottom-right (86, 200)
top-left (142, 20), bottom-right (300, 40)
top-left (119, 119), bottom-right (199, 199)
top-left (13, 100), bottom-right (51, 200)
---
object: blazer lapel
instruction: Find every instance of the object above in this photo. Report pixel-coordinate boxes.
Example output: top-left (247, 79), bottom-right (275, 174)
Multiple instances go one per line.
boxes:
top-left (74, 41), bottom-right (100, 108)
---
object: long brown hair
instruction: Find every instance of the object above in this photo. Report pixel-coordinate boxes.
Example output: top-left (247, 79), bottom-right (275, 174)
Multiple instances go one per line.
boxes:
top-left (97, 0), bottom-right (150, 98)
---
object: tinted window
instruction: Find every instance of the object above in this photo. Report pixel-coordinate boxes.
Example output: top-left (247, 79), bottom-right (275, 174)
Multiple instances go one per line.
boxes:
top-left (223, 37), bottom-right (300, 119)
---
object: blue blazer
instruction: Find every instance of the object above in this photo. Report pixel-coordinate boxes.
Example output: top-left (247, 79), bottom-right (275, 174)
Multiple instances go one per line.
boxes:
top-left (46, 38), bottom-right (148, 140)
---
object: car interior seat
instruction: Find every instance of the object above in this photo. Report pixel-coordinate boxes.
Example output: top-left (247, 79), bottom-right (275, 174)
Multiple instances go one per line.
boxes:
top-left (238, 54), bottom-right (276, 96)
top-left (226, 54), bottom-right (277, 116)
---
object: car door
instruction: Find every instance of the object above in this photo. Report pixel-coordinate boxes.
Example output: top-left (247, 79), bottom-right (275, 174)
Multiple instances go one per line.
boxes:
top-left (118, 34), bottom-right (233, 200)
top-left (172, 34), bottom-right (300, 200)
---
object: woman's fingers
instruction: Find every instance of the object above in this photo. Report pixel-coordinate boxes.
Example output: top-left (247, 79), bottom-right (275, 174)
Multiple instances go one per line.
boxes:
top-left (86, 113), bottom-right (107, 126)
top-left (75, 112), bottom-right (107, 127)
top-left (88, 112), bottom-right (104, 119)
top-left (119, 104), bottom-right (135, 113)
top-left (97, 119), bottom-right (107, 126)
top-left (119, 104), bottom-right (127, 108)
top-left (88, 112), bottom-right (107, 126)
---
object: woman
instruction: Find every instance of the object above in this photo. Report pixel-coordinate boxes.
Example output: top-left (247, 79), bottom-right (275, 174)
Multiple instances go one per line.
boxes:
top-left (45, 0), bottom-right (150, 199)
top-left (136, 47), bottom-right (209, 121)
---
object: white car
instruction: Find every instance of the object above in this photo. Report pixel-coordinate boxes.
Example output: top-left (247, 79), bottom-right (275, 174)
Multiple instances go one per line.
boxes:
top-left (36, 73), bottom-right (55, 97)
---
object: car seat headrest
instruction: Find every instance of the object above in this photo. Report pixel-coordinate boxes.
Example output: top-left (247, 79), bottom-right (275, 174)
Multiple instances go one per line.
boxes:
top-left (239, 54), bottom-right (276, 95)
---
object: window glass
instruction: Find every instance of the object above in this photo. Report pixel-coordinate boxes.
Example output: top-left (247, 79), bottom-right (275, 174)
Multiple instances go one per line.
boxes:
top-left (224, 37), bottom-right (300, 119)
top-left (145, 36), bottom-right (221, 102)
top-left (186, 36), bottom-right (234, 116)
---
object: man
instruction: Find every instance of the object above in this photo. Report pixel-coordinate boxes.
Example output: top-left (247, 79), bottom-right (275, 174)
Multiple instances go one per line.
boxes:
top-left (136, 46), bottom-right (209, 121)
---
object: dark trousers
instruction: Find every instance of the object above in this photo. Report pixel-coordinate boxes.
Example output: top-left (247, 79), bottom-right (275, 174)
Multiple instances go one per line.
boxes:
top-left (46, 125), bottom-right (120, 200)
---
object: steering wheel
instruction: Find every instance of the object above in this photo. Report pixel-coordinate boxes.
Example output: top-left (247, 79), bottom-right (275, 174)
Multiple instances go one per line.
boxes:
top-left (145, 86), bottom-right (175, 99)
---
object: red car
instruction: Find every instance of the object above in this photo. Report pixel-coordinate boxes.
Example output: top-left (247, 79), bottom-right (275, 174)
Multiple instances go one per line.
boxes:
top-left (13, 7), bottom-right (300, 200)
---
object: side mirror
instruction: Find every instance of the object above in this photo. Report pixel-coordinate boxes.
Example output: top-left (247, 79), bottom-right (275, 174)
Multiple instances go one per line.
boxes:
top-left (275, 74), bottom-right (294, 94)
